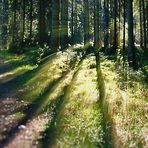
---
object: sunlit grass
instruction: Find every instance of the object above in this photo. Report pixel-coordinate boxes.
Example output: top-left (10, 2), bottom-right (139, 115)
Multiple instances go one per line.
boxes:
top-left (0, 65), bottom-right (36, 81)
top-left (22, 52), bottom-right (77, 102)
top-left (0, 49), bottom-right (25, 63)
top-left (100, 53), bottom-right (148, 147)
top-left (51, 55), bottom-right (104, 147)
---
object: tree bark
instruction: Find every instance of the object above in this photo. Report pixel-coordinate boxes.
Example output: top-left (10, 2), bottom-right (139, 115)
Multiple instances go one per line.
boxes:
top-left (127, 0), bottom-right (136, 68)
top-left (39, 0), bottom-right (45, 46)
top-left (94, 0), bottom-right (100, 50)
top-left (142, 0), bottom-right (146, 49)
top-left (29, 0), bottom-right (33, 45)
top-left (61, 0), bottom-right (68, 50)
top-left (51, 0), bottom-right (60, 51)
top-left (84, 0), bottom-right (90, 46)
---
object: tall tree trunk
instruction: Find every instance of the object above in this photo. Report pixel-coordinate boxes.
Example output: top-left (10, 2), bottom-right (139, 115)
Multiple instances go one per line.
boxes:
top-left (29, 0), bottom-right (33, 45)
top-left (104, 0), bottom-right (109, 49)
top-left (71, 0), bottom-right (74, 45)
top-left (39, 0), bottom-right (45, 46)
top-left (94, 0), bottom-right (100, 50)
top-left (20, 0), bottom-right (25, 45)
top-left (118, 0), bottom-right (121, 46)
top-left (0, 0), bottom-right (8, 48)
top-left (61, 0), bottom-right (68, 50)
top-left (47, 0), bottom-right (52, 46)
top-left (127, 0), bottom-right (136, 68)
top-left (123, 0), bottom-right (126, 62)
top-left (12, 0), bottom-right (17, 49)
top-left (113, 0), bottom-right (118, 52)
top-left (146, 0), bottom-right (148, 47)
top-left (84, 0), bottom-right (90, 46)
top-left (73, 0), bottom-right (78, 44)
top-left (139, 0), bottom-right (143, 48)
top-left (51, 0), bottom-right (60, 51)
top-left (142, 0), bottom-right (146, 49)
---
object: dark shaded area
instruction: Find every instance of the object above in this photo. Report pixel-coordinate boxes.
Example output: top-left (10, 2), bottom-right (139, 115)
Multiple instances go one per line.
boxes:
top-left (95, 51), bottom-right (113, 148)
top-left (0, 52), bottom-right (58, 97)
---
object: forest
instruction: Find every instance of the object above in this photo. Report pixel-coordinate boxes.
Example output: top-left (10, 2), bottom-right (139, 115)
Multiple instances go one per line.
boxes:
top-left (0, 0), bottom-right (148, 147)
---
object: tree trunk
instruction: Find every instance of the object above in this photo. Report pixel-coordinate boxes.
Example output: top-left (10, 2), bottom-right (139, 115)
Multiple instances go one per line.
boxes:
top-left (71, 0), bottom-right (74, 45)
top-left (73, 0), bottom-right (78, 44)
top-left (84, 0), bottom-right (90, 46)
top-left (127, 0), bottom-right (136, 68)
top-left (0, 0), bottom-right (8, 48)
top-left (146, 0), bottom-right (148, 47)
top-left (20, 0), bottom-right (25, 45)
top-left (123, 0), bottom-right (126, 62)
top-left (94, 0), bottom-right (100, 50)
top-left (39, 0), bottom-right (45, 46)
top-left (104, 0), bottom-right (109, 49)
top-left (139, 0), bottom-right (143, 48)
top-left (113, 0), bottom-right (118, 52)
top-left (142, 0), bottom-right (146, 49)
top-left (61, 0), bottom-right (68, 50)
top-left (51, 0), bottom-right (60, 51)
top-left (29, 0), bottom-right (33, 45)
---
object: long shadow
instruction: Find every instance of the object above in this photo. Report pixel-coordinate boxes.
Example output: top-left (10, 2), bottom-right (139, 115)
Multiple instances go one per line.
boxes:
top-left (0, 54), bottom-right (82, 147)
top-left (0, 53), bottom-right (60, 97)
top-left (40, 55), bottom-right (86, 148)
top-left (0, 56), bottom-right (32, 75)
top-left (0, 67), bottom-right (38, 97)
top-left (95, 52), bottom-right (113, 148)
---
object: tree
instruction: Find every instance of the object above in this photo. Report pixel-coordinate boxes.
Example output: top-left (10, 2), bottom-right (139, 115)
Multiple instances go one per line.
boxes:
top-left (39, 0), bottom-right (45, 46)
top-left (146, 0), bottom-right (148, 47)
top-left (73, 0), bottom-right (78, 44)
top-left (94, 0), bottom-right (100, 50)
top-left (84, 0), bottom-right (90, 46)
top-left (113, 0), bottom-right (118, 52)
top-left (71, 0), bottom-right (74, 45)
top-left (29, 0), bottom-right (33, 45)
top-left (0, 0), bottom-right (8, 48)
top-left (142, 0), bottom-right (146, 49)
top-left (50, 0), bottom-right (60, 51)
top-left (127, 0), bottom-right (136, 68)
top-left (20, 0), bottom-right (26, 45)
top-left (139, 0), bottom-right (143, 48)
top-left (123, 0), bottom-right (126, 61)
top-left (61, 0), bottom-right (68, 50)
top-left (104, 0), bottom-right (109, 49)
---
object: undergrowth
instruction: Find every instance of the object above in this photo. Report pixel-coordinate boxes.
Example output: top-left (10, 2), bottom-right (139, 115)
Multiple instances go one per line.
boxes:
top-left (100, 52), bottom-right (148, 148)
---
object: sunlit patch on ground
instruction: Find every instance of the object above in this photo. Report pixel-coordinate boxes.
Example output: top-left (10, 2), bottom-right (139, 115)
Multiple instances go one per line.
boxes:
top-left (0, 48), bottom-right (147, 148)
top-left (0, 50), bottom-right (81, 147)
top-left (20, 51), bottom-right (77, 102)
top-left (100, 54), bottom-right (148, 148)
top-left (50, 55), bottom-right (104, 147)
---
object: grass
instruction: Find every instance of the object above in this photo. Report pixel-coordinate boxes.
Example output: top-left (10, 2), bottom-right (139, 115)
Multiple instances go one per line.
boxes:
top-left (1, 46), bottom-right (147, 147)
top-left (0, 48), bottom-right (80, 145)
top-left (46, 55), bottom-right (105, 148)
top-left (100, 53), bottom-right (148, 148)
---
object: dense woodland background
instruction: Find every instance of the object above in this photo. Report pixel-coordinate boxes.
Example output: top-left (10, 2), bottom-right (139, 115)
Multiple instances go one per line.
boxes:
top-left (0, 0), bottom-right (147, 61)
top-left (0, 0), bottom-right (148, 148)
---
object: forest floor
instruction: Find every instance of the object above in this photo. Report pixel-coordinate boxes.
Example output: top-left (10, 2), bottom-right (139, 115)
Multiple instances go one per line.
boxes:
top-left (0, 47), bottom-right (147, 148)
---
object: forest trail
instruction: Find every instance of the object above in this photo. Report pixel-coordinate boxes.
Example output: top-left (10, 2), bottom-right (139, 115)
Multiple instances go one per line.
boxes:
top-left (41, 55), bottom-right (105, 148)
top-left (0, 49), bottom-right (147, 148)
top-left (0, 50), bottom-right (108, 148)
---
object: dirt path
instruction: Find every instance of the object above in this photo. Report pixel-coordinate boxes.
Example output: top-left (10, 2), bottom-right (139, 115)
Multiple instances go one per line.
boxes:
top-left (0, 51), bottom-right (109, 148)
top-left (0, 51), bottom-right (83, 147)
